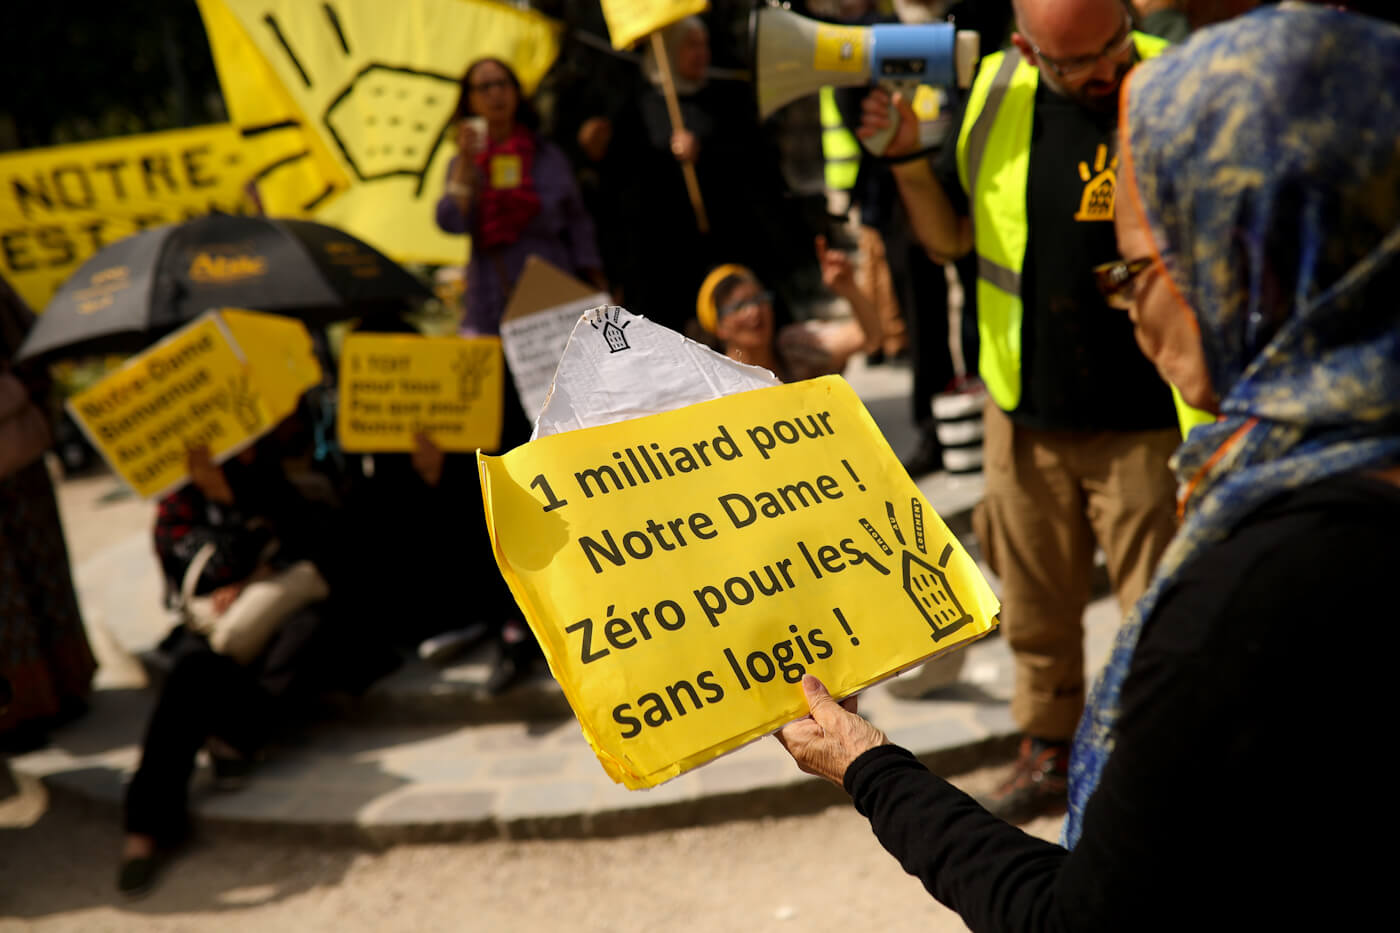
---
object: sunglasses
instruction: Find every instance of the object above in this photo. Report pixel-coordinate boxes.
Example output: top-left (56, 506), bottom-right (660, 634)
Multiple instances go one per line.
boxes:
top-left (718, 290), bottom-right (773, 318)
top-left (1093, 257), bottom-right (1154, 310)
top-left (469, 78), bottom-right (513, 94)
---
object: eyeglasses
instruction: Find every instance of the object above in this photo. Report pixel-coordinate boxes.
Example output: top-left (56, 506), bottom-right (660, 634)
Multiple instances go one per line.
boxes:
top-left (1093, 256), bottom-right (1154, 309)
top-left (1025, 12), bottom-right (1135, 81)
top-left (469, 78), bottom-right (512, 94)
top-left (719, 291), bottom-right (773, 318)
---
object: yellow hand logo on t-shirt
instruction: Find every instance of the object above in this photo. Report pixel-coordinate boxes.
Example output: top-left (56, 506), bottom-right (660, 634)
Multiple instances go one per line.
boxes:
top-left (1074, 144), bottom-right (1119, 222)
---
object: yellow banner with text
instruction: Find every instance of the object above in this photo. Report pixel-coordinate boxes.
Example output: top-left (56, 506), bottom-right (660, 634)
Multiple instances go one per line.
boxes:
top-left (337, 333), bottom-right (504, 452)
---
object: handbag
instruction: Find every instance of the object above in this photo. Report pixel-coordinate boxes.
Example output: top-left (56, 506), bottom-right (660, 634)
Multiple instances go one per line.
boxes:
top-left (0, 371), bottom-right (51, 481)
top-left (177, 542), bottom-right (330, 666)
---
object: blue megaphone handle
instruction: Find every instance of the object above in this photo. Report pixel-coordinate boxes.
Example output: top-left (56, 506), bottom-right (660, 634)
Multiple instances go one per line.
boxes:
top-left (864, 23), bottom-right (959, 156)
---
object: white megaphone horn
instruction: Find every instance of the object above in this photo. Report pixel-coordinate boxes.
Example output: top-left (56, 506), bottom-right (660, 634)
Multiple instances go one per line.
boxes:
top-left (753, 6), bottom-right (979, 155)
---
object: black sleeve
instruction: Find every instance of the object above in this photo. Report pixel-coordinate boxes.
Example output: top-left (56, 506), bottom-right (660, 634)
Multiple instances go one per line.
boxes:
top-left (933, 90), bottom-right (971, 219)
top-left (843, 482), bottom-right (1400, 932)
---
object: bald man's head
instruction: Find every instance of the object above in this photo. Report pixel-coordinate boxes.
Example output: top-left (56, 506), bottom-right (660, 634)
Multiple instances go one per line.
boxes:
top-left (1011, 0), bottom-right (1136, 110)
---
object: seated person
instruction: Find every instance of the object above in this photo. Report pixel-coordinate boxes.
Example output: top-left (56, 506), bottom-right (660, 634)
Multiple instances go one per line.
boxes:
top-left (694, 258), bottom-right (866, 383)
top-left (120, 416), bottom-right (393, 896)
top-left (335, 312), bottom-right (538, 693)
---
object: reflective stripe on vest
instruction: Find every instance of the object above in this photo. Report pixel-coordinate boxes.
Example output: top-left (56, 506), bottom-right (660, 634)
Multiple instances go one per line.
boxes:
top-left (820, 87), bottom-right (860, 191)
top-left (955, 33), bottom-right (1170, 412)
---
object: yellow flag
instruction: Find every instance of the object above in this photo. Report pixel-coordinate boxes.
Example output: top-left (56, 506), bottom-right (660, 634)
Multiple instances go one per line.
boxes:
top-left (66, 309), bottom-right (321, 499)
top-left (198, 0), bottom-right (562, 267)
top-left (0, 123), bottom-right (340, 312)
top-left (600, 0), bottom-right (710, 51)
top-left (480, 376), bottom-right (1000, 788)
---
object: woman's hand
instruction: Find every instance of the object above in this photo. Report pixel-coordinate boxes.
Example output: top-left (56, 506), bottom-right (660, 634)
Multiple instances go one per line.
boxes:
top-left (670, 129), bottom-right (699, 164)
top-left (816, 234), bottom-right (858, 299)
top-left (776, 675), bottom-right (890, 787)
top-left (187, 445), bottom-right (234, 505)
top-left (210, 581), bottom-right (246, 616)
top-left (578, 116), bottom-right (612, 162)
top-left (412, 432), bottom-right (445, 488)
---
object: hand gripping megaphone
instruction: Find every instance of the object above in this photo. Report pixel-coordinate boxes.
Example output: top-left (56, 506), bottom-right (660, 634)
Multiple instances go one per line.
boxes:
top-left (754, 6), bottom-right (979, 155)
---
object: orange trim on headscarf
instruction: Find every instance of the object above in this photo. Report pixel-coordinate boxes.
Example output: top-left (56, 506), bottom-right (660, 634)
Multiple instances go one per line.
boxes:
top-left (1177, 416), bottom-right (1259, 520)
top-left (1119, 68), bottom-right (1199, 337)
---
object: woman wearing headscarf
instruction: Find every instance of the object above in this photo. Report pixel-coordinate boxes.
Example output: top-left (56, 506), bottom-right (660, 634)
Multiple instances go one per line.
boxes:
top-left (0, 276), bottom-right (95, 753)
top-left (775, 6), bottom-right (1400, 929)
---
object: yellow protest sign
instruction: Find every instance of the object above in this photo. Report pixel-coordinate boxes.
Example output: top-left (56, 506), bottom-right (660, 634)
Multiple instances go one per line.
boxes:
top-left (480, 376), bottom-right (1000, 788)
top-left (67, 310), bottom-right (321, 499)
top-left (199, 0), bottom-right (562, 266)
top-left (337, 333), bottom-right (504, 452)
top-left (600, 0), bottom-right (710, 50)
top-left (0, 123), bottom-right (342, 313)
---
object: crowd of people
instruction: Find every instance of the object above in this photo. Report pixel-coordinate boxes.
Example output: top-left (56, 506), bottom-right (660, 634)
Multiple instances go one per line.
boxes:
top-left (4, 0), bottom-right (1398, 919)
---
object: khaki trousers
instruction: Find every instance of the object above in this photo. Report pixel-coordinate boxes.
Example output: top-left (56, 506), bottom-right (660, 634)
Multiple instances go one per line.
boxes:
top-left (975, 402), bottom-right (1179, 741)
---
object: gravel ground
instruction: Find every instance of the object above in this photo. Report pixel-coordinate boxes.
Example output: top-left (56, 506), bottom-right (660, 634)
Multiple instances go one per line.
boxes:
top-left (0, 761), bottom-right (1060, 933)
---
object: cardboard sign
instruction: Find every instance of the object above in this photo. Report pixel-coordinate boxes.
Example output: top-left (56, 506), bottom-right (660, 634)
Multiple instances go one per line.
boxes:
top-left (499, 256), bottom-right (609, 421)
top-left (480, 375), bottom-right (1000, 789)
top-left (66, 310), bottom-right (321, 499)
top-left (599, 0), bottom-right (709, 50)
top-left (337, 333), bottom-right (504, 452)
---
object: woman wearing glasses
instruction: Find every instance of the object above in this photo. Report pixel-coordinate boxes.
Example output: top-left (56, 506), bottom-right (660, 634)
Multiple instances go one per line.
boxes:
top-left (695, 259), bottom-right (865, 384)
top-left (780, 6), bottom-right (1400, 929)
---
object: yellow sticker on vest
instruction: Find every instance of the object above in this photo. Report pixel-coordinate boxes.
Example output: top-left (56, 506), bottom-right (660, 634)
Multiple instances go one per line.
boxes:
top-left (814, 25), bottom-right (866, 73)
top-left (491, 154), bottom-right (523, 190)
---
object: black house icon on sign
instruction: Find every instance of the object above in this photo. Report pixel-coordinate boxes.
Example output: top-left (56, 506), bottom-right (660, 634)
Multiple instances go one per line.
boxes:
top-left (603, 320), bottom-right (629, 352)
top-left (903, 551), bottom-right (972, 641)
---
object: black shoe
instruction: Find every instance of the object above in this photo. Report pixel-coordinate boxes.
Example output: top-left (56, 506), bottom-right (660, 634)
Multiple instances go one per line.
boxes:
top-left (901, 428), bottom-right (945, 477)
top-left (976, 737), bottom-right (1069, 825)
top-left (484, 639), bottom-right (535, 696)
top-left (117, 854), bottom-right (161, 897)
top-left (210, 753), bottom-right (254, 792)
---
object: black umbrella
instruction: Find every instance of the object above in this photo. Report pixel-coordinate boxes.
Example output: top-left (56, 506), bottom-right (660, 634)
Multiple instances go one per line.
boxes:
top-left (16, 213), bottom-right (433, 362)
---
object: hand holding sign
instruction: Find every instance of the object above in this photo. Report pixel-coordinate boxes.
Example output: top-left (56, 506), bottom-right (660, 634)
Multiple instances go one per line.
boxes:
top-left (775, 676), bottom-right (888, 788)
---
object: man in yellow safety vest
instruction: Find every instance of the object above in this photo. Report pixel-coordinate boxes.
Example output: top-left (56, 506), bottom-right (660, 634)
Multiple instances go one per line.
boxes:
top-left (861, 0), bottom-right (1181, 823)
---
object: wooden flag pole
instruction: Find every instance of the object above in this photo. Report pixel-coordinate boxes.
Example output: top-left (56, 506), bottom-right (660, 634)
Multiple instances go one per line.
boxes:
top-left (649, 31), bottom-right (710, 234)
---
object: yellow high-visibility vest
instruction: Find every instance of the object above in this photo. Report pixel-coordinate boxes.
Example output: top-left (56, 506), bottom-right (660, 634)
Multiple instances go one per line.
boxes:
top-left (954, 34), bottom-right (1209, 435)
top-left (820, 86), bottom-right (860, 192)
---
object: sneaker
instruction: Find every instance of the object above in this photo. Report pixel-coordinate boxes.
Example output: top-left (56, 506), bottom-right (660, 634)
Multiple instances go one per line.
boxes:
top-left (977, 737), bottom-right (1069, 824)
top-left (418, 623), bottom-right (490, 666)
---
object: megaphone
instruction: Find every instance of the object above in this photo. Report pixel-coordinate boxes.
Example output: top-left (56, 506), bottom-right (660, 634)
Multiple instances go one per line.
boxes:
top-left (754, 6), bottom-right (979, 155)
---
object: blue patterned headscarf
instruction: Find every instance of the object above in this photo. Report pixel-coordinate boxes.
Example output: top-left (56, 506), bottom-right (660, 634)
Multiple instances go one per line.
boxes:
top-left (1065, 5), bottom-right (1400, 847)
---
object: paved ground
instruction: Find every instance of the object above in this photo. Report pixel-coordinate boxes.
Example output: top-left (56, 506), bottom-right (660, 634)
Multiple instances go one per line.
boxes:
top-left (0, 759), bottom-right (1064, 933)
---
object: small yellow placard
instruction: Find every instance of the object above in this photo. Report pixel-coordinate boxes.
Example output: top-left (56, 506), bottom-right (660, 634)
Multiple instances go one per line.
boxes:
top-left (490, 154), bottom-right (523, 190)
top-left (337, 333), bottom-right (504, 452)
top-left (814, 24), bottom-right (867, 74)
top-left (66, 310), bottom-right (321, 499)
top-left (480, 376), bottom-right (999, 788)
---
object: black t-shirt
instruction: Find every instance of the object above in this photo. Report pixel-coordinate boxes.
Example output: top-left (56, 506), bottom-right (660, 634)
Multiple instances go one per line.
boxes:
top-left (935, 76), bottom-right (1177, 432)
top-left (845, 472), bottom-right (1400, 931)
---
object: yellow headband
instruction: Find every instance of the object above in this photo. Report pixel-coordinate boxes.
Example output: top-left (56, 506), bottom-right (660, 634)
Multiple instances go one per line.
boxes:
top-left (696, 263), bottom-right (755, 334)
